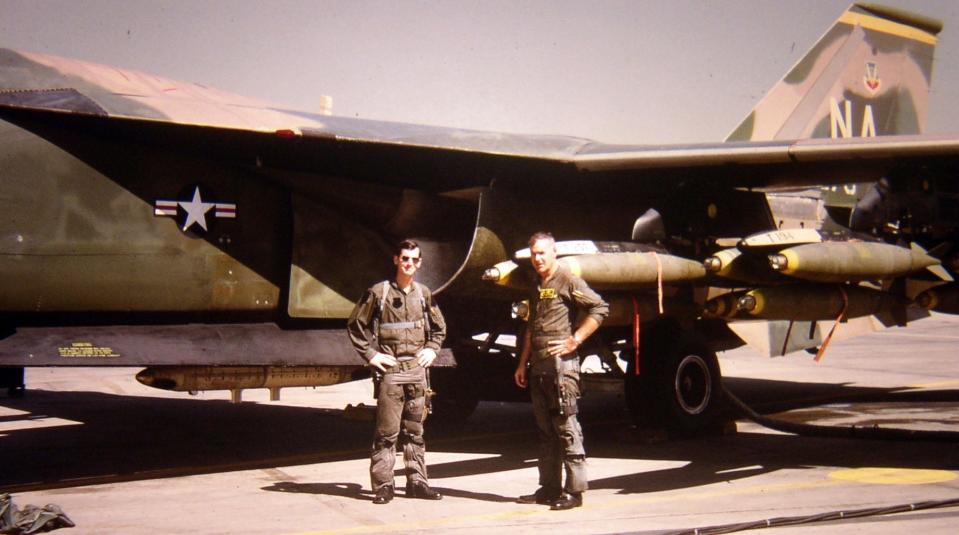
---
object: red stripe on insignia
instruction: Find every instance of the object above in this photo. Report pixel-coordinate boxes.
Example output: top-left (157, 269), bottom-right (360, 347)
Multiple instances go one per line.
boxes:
top-left (154, 200), bottom-right (178, 217)
top-left (215, 204), bottom-right (237, 218)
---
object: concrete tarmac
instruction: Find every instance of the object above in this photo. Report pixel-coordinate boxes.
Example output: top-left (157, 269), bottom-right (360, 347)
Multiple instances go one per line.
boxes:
top-left (2, 314), bottom-right (959, 534)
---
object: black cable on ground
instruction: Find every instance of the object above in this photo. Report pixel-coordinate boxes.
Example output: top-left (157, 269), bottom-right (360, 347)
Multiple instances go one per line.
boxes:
top-left (722, 384), bottom-right (959, 442)
top-left (663, 496), bottom-right (959, 535)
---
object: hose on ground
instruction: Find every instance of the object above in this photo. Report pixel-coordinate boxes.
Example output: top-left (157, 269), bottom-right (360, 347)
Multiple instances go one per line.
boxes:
top-left (664, 496), bottom-right (959, 534)
top-left (722, 383), bottom-right (959, 442)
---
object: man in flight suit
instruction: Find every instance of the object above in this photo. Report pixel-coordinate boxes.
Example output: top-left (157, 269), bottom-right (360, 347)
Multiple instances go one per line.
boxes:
top-left (347, 239), bottom-right (447, 505)
top-left (514, 231), bottom-right (608, 510)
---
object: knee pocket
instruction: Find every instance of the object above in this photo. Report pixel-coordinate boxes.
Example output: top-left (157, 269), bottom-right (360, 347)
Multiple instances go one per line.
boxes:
top-left (374, 437), bottom-right (395, 450)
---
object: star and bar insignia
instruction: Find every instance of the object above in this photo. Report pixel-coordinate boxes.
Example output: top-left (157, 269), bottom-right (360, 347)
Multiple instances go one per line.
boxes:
top-left (154, 186), bottom-right (236, 233)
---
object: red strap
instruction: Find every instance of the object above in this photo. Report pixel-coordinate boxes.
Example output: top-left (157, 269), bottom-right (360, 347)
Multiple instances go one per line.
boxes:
top-left (632, 296), bottom-right (641, 376)
top-left (814, 286), bottom-right (848, 362)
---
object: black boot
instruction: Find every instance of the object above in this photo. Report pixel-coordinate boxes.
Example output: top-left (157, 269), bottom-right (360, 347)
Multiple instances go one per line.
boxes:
top-left (516, 487), bottom-right (561, 505)
top-left (550, 492), bottom-right (583, 510)
top-left (372, 485), bottom-right (394, 504)
top-left (406, 481), bottom-right (443, 500)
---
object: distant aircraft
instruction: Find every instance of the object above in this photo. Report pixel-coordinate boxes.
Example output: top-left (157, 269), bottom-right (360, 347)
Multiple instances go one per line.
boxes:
top-left (1, 3), bottom-right (957, 432)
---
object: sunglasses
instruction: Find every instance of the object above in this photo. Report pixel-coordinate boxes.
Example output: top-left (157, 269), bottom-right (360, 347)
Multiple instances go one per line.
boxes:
top-left (400, 255), bottom-right (421, 264)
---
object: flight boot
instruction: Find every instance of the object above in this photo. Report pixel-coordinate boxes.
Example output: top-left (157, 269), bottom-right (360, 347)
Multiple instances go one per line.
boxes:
top-left (406, 481), bottom-right (442, 500)
top-left (516, 487), bottom-right (562, 505)
top-left (372, 485), bottom-right (394, 504)
top-left (550, 492), bottom-right (583, 510)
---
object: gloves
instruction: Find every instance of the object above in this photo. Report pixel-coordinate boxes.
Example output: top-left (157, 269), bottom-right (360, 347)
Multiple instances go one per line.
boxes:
top-left (368, 352), bottom-right (397, 372)
top-left (416, 348), bottom-right (437, 367)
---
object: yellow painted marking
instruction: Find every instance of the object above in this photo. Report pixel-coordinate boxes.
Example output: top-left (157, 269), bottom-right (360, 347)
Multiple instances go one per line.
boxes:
top-left (840, 11), bottom-right (938, 45)
top-left (908, 379), bottom-right (959, 389)
top-left (780, 248), bottom-right (799, 275)
top-left (830, 467), bottom-right (957, 485)
top-left (745, 289), bottom-right (766, 316)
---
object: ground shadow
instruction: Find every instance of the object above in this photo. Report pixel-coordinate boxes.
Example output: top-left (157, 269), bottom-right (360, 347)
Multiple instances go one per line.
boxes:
top-left (3, 376), bottom-right (959, 499)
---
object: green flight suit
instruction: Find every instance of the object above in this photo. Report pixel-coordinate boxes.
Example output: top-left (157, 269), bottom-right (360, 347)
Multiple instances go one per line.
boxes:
top-left (347, 280), bottom-right (446, 492)
top-left (527, 264), bottom-right (608, 495)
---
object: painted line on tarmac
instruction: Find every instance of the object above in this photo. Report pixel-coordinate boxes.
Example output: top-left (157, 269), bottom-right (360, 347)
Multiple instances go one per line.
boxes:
top-left (908, 379), bottom-right (959, 389)
top-left (830, 467), bottom-right (957, 485)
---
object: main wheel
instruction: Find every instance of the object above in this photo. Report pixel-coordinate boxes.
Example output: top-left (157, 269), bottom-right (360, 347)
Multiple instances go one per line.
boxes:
top-left (624, 328), bottom-right (724, 434)
top-left (661, 342), bottom-right (722, 432)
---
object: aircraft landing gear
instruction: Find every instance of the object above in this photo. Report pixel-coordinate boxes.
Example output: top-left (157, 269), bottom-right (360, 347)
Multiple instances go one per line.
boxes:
top-left (624, 324), bottom-right (726, 435)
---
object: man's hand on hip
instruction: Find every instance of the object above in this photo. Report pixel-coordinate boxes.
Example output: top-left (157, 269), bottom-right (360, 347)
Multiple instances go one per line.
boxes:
top-left (369, 352), bottom-right (397, 372)
top-left (416, 348), bottom-right (437, 367)
top-left (547, 336), bottom-right (580, 357)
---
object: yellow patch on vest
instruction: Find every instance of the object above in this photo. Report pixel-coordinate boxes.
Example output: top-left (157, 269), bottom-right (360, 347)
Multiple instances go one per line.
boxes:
top-left (539, 288), bottom-right (557, 299)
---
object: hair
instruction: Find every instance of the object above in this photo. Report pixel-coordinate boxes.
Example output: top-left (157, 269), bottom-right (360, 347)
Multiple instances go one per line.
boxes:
top-left (527, 231), bottom-right (555, 248)
top-left (394, 239), bottom-right (421, 257)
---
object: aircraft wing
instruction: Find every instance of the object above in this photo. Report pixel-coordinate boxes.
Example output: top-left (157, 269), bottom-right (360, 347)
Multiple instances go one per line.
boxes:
top-left (3, 91), bottom-right (959, 198)
top-left (3, 48), bottom-right (959, 196)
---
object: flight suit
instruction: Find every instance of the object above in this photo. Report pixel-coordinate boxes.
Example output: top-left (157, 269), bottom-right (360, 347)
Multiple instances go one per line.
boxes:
top-left (527, 265), bottom-right (608, 496)
top-left (347, 280), bottom-right (446, 493)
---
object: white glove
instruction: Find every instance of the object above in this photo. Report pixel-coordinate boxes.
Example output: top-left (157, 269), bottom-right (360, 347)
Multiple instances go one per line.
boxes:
top-left (368, 352), bottom-right (397, 372)
top-left (416, 348), bottom-right (437, 367)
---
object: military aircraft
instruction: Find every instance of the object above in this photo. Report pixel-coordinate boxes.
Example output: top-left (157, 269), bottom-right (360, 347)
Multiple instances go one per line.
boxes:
top-left (1, 3), bottom-right (957, 432)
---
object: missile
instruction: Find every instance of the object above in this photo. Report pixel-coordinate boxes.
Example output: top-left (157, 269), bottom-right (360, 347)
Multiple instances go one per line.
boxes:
top-left (915, 284), bottom-right (959, 314)
top-left (484, 252), bottom-right (705, 290)
top-left (767, 241), bottom-right (944, 283)
top-left (136, 365), bottom-right (356, 403)
top-left (729, 284), bottom-right (904, 321)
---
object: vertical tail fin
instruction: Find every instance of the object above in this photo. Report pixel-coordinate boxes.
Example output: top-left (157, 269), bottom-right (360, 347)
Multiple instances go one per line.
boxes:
top-left (727, 3), bottom-right (941, 142)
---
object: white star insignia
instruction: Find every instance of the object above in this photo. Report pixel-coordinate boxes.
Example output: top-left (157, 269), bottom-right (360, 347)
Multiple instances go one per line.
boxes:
top-left (179, 186), bottom-right (214, 232)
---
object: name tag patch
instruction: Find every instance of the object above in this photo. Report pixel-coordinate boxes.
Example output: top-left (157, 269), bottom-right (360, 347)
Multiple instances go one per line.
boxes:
top-left (539, 288), bottom-right (557, 299)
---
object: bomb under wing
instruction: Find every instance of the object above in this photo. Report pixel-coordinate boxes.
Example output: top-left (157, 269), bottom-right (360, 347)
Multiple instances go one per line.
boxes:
top-left (726, 284), bottom-right (906, 321)
top-left (915, 283), bottom-right (959, 314)
top-left (767, 241), bottom-right (945, 283)
top-left (483, 252), bottom-right (705, 291)
top-left (703, 247), bottom-right (785, 284)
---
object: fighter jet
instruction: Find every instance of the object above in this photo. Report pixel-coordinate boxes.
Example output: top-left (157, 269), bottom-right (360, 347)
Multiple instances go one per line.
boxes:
top-left (1, 3), bottom-right (957, 432)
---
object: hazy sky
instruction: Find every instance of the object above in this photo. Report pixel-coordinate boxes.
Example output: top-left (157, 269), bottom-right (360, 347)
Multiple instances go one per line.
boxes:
top-left (2, 0), bottom-right (958, 144)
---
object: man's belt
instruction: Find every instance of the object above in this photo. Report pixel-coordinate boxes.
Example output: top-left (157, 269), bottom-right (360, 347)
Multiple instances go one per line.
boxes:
top-left (383, 358), bottom-right (420, 374)
top-left (531, 331), bottom-right (572, 350)
top-left (380, 319), bottom-right (425, 330)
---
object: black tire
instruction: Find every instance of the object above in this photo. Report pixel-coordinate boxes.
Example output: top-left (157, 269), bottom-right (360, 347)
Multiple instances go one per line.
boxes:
top-left (661, 341), bottom-right (722, 433)
top-left (624, 327), bottom-right (724, 434)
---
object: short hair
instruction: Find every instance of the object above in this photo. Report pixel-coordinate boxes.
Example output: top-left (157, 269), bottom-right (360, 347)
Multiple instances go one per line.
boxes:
top-left (527, 231), bottom-right (555, 248)
top-left (394, 239), bottom-right (421, 257)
